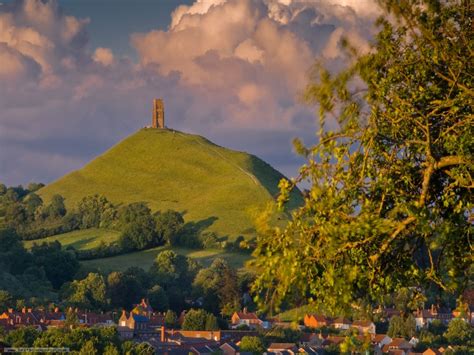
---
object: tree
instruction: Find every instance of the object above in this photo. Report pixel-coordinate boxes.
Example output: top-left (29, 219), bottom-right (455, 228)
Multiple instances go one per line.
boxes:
top-left (193, 258), bottom-right (240, 316)
top-left (78, 340), bottom-right (98, 355)
top-left (182, 309), bottom-right (208, 330)
top-left (24, 193), bottom-right (43, 220)
top-left (77, 195), bottom-right (117, 228)
top-left (0, 290), bottom-right (13, 310)
top-left (444, 318), bottom-right (473, 345)
top-left (0, 228), bottom-right (31, 275)
top-left (107, 271), bottom-right (145, 309)
top-left (205, 313), bottom-right (220, 331)
top-left (103, 344), bottom-right (120, 355)
top-left (5, 326), bottom-right (39, 347)
top-left (150, 250), bottom-right (197, 288)
top-left (164, 310), bottom-right (178, 328)
top-left (4, 203), bottom-right (28, 229)
top-left (147, 285), bottom-right (169, 312)
top-left (239, 336), bottom-right (265, 354)
top-left (252, 0), bottom-right (473, 313)
top-left (31, 241), bottom-right (79, 289)
top-left (45, 194), bottom-right (67, 218)
top-left (154, 210), bottom-right (184, 245)
top-left (387, 315), bottom-right (416, 339)
top-left (64, 273), bottom-right (108, 309)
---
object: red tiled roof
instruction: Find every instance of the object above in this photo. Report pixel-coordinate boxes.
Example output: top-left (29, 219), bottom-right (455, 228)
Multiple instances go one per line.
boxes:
top-left (235, 312), bottom-right (260, 320)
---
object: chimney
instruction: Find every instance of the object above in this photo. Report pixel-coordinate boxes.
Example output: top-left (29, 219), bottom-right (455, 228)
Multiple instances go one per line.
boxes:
top-left (161, 326), bottom-right (166, 343)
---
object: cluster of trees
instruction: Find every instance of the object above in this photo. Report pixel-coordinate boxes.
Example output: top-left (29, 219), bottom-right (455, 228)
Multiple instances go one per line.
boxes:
top-left (0, 184), bottom-right (71, 239)
top-left (45, 251), bottom-right (253, 319)
top-left (414, 318), bottom-right (473, 353)
top-left (1, 184), bottom-right (251, 259)
top-left (0, 228), bottom-right (79, 304)
top-left (0, 325), bottom-right (154, 355)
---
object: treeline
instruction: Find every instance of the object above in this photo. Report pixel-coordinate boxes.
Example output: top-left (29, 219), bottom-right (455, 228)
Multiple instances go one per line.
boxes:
top-left (0, 228), bottom-right (80, 303)
top-left (0, 182), bottom-right (253, 257)
top-left (1, 325), bottom-right (154, 355)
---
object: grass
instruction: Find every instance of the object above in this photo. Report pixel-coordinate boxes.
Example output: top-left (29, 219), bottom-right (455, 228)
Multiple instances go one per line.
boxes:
top-left (82, 246), bottom-right (252, 273)
top-left (23, 228), bottom-right (121, 250)
top-left (39, 129), bottom-right (302, 240)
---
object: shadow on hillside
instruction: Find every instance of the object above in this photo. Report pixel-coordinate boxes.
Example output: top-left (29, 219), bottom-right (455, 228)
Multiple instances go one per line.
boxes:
top-left (248, 155), bottom-right (303, 208)
top-left (183, 216), bottom-right (218, 237)
top-left (68, 235), bottom-right (97, 250)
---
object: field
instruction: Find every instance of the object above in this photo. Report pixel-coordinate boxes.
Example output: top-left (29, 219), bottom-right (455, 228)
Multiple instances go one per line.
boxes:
top-left (23, 228), bottom-right (120, 250)
top-left (82, 246), bottom-right (252, 273)
top-left (38, 129), bottom-right (302, 241)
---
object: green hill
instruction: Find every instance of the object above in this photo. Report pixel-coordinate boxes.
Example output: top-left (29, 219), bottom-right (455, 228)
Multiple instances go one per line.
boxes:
top-left (39, 129), bottom-right (301, 239)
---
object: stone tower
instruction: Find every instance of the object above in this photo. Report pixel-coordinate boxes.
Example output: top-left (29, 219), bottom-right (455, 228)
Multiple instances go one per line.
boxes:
top-left (152, 98), bottom-right (165, 128)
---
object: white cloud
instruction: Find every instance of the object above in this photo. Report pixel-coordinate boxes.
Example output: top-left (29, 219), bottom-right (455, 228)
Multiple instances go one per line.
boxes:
top-left (93, 47), bottom-right (114, 66)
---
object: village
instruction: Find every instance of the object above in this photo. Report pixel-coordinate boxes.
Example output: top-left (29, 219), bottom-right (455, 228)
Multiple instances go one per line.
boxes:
top-left (0, 296), bottom-right (472, 354)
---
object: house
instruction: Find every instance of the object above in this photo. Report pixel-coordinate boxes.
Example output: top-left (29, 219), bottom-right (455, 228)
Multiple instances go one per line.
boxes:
top-left (118, 310), bottom-right (149, 338)
top-left (0, 308), bottom-right (40, 327)
top-left (267, 343), bottom-right (298, 354)
top-left (371, 334), bottom-right (392, 349)
top-left (352, 320), bottom-right (376, 334)
top-left (78, 311), bottom-right (114, 326)
top-left (132, 298), bottom-right (153, 317)
top-left (220, 342), bottom-right (239, 355)
top-left (190, 345), bottom-right (220, 355)
top-left (298, 346), bottom-right (325, 355)
top-left (231, 309), bottom-right (263, 329)
top-left (304, 314), bottom-right (329, 328)
top-left (381, 338), bottom-right (413, 355)
top-left (332, 317), bottom-right (351, 330)
top-left (414, 305), bottom-right (453, 329)
top-left (452, 305), bottom-right (474, 325)
top-left (298, 332), bottom-right (321, 347)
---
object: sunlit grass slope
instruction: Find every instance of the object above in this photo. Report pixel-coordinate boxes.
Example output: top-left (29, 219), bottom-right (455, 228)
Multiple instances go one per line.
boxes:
top-left (23, 228), bottom-right (120, 250)
top-left (39, 129), bottom-right (302, 240)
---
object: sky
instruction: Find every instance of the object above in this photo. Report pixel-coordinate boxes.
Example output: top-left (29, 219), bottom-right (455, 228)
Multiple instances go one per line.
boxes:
top-left (0, 0), bottom-right (381, 186)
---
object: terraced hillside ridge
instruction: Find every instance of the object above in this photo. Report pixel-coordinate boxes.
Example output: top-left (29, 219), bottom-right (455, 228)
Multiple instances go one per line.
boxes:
top-left (39, 129), bottom-right (302, 240)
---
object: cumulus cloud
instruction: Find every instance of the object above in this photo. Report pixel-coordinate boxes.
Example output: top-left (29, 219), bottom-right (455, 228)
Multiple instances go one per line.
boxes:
top-left (0, 0), bottom-right (379, 185)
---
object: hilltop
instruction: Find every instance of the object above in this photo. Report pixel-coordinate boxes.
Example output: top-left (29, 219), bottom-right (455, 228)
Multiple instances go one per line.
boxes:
top-left (39, 129), bottom-right (302, 239)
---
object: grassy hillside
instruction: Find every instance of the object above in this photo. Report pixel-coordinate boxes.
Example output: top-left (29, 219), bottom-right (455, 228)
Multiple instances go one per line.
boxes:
top-left (39, 129), bottom-right (301, 240)
top-left (82, 246), bottom-right (251, 273)
top-left (23, 228), bottom-right (120, 250)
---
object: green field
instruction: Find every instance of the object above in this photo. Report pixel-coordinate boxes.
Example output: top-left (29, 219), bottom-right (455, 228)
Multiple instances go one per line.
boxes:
top-left (23, 228), bottom-right (120, 250)
top-left (39, 129), bottom-right (302, 241)
top-left (82, 246), bottom-right (252, 273)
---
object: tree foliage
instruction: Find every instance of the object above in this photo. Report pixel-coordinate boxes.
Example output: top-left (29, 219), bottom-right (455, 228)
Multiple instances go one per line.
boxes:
top-left (239, 336), bottom-right (266, 354)
top-left (252, 0), bottom-right (473, 313)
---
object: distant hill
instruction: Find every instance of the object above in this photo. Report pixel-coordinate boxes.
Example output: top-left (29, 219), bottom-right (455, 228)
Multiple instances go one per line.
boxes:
top-left (39, 129), bottom-right (302, 239)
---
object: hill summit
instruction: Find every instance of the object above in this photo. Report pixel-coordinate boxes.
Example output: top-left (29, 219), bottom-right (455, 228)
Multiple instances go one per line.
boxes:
top-left (39, 129), bottom-right (301, 239)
